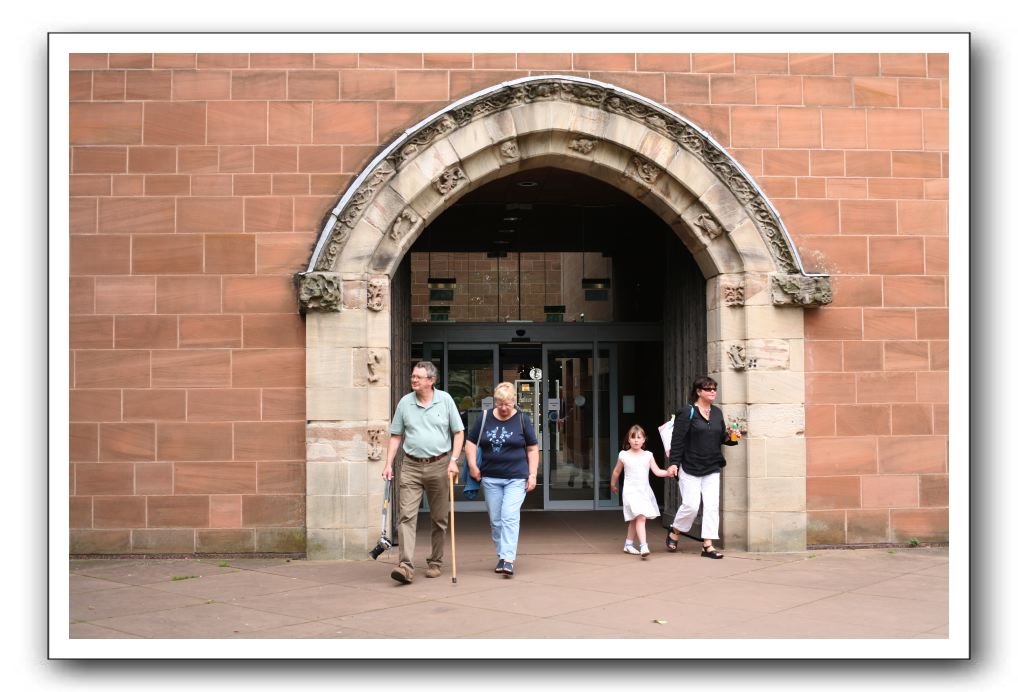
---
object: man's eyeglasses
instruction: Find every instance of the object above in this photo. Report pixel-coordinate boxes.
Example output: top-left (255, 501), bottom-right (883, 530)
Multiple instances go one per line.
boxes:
top-left (410, 375), bottom-right (433, 381)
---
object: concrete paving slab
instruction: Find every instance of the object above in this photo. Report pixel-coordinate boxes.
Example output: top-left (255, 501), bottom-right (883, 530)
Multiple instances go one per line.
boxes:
top-left (231, 583), bottom-right (421, 620)
top-left (69, 573), bottom-right (128, 594)
top-left (247, 560), bottom-right (384, 585)
top-left (440, 580), bottom-right (631, 619)
top-left (224, 620), bottom-right (392, 639)
top-left (66, 512), bottom-right (952, 641)
top-left (515, 561), bottom-right (699, 598)
top-left (70, 584), bottom-right (209, 622)
top-left (780, 591), bottom-right (948, 633)
top-left (852, 572), bottom-right (949, 602)
top-left (914, 561), bottom-right (950, 578)
top-left (788, 548), bottom-right (948, 575)
top-left (70, 558), bottom-right (239, 585)
top-left (93, 602), bottom-right (306, 638)
top-left (658, 577), bottom-right (838, 614)
top-left (144, 570), bottom-right (325, 602)
top-left (707, 611), bottom-right (922, 638)
top-left (70, 622), bottom-right (143, 639)
top-left (552, 596), bottom-right (763, 638)
top-left (464, 618), bottom-right (625, 639)
top-left (723, 561), bottom-right (899, 591)
top-left (331, 600), bottom-right (536, 638)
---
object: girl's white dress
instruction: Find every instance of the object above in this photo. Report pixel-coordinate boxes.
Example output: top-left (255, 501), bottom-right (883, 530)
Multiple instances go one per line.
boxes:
top-left (619, 449), bottom-right (661, 521)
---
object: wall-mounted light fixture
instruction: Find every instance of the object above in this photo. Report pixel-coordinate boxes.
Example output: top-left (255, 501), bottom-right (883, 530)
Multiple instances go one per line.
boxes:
top-left (428, 276), bottom-right (456, 302)
top-left (543, 304), bottom-right (565, 323)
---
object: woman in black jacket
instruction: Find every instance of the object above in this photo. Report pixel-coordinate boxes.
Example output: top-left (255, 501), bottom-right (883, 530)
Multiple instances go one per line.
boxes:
top-left (664, 376), bottom-right (740, 559)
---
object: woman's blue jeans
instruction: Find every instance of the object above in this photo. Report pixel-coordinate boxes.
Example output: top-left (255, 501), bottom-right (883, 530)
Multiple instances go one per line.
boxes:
top-left (481, 477), bottom-right (527, 561)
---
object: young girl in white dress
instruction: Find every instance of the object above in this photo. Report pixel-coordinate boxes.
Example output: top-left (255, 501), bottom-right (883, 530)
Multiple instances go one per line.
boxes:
top-left (610, 425), bottom-right (676, 557)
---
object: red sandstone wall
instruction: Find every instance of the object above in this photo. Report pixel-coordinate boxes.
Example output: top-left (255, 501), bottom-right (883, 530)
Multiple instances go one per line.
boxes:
top-left (68, 52), bottom-right (948, 553)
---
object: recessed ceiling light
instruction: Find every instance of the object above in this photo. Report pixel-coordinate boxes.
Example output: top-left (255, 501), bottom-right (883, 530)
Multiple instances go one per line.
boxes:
top-left (498, 228), bottom-right (515, 234)
top-left (516, 181), bottom-right (538, 188)
top-left (502, 216), bottom-right (520, 222)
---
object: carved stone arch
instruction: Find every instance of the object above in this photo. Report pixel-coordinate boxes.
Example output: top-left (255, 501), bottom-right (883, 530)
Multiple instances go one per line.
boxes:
top-left (300, 76), bottom-right (830, 559)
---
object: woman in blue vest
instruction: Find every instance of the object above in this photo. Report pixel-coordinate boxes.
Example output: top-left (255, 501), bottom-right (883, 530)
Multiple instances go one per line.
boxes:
top-left (465, 382), bottom-right (539, 577)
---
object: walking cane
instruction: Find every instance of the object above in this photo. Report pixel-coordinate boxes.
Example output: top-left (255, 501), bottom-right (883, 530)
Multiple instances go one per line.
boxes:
top-left (449, 471), bottom-right (457, 584)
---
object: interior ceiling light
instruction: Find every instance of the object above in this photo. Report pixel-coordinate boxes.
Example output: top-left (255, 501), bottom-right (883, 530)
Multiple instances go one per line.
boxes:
top-left (516, 181), bottom-right (538, 188)
top-left (498, 228), bottom-right (515, 234)
top-left (502, 216), bottom-right (520, 222)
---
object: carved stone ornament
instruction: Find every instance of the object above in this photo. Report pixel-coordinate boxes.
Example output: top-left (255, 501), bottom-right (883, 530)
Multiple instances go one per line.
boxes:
top-left (727, 344), bottom-right (749, 371)
top-left (729, 416), bottom-right (747, 436)
top-left (366, 349), bottom-right (382, 383)
top-left (309, 76), bottom-right (813, 279)
top-left (313, 224), bottom-right (352, 273)
top-left (721, 282), bottom-right (745, 307)
top-left (367, 428), bottom-right (385, 461)
top-left (297, 272), bottom-right (342, 313)
top-left (770, 274), bottom-right (834, 307)
top-left (387, 115), bottom-right (456, 170)
top-left (498, 139), bottom-right (520, 162)
top-left (314, 160), bottom-right (396, 271)
top-left (694, 212), bottom-right (724, 240)
top-left (625, 155), bottom-right (661, 186)
top-left (748, 200), bottom-right (797, 274)
top-left (389, 207), bottom-right (422, 242)
top-left (366, 278), bottom-right (387, 312)
top-left (568, 137), bottom-right (597, 155)
top-left (434, 166), bottom-right (466, 195)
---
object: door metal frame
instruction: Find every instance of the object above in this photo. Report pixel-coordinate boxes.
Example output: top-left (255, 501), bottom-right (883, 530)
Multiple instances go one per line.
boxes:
top-left (541, 342), bottom-right (618, 511)
top-left (446, 342), bottom-right (498, 513)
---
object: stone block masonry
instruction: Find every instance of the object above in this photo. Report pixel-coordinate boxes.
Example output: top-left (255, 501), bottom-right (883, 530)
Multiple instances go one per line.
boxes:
top-left (68, 52), bottom-right (949, 556)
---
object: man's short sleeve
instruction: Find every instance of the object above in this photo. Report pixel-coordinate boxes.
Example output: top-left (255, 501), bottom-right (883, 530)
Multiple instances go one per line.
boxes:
top-left (389, 396), bottom-right (406, 435)
top-left (446, 392), bottom-right (465, 433)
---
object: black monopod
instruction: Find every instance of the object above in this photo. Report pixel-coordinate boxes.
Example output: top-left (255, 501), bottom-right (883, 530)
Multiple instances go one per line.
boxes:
top-left (368, 479), bottom-right (393, 560)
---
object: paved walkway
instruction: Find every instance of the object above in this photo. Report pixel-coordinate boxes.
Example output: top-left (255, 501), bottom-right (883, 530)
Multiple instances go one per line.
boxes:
top-left (69, 512), bottom-right (948, 640)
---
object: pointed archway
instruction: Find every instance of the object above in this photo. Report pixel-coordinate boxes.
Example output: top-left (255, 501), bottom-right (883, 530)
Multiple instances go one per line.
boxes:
top-left (298, 76), bottom-right (831, 560)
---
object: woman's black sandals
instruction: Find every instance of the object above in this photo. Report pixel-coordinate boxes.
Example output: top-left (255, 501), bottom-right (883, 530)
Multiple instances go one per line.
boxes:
top-left (701, 546), bottom-right (724, 559)
top-left (665, 528), bottom-right (680, 552)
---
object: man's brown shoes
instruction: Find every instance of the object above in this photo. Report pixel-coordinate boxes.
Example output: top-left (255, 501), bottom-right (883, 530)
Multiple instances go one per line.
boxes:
top-left (390, 564), bottom-right (413, 584)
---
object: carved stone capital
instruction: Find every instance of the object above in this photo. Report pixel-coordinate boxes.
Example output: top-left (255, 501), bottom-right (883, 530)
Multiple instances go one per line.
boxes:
top-left (721, 281), bottom-right (745, 307)
top-left (770, 274), bottom-right (833, 307)
top-left (367, 278), bottom-right (388, 312)
top-left (389, 207), bottom-right (422, 242)
top-left (298, 272), bottom-right (342, 313)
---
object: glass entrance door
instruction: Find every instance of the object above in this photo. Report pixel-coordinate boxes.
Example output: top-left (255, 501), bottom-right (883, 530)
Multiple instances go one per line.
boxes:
top-left (543, 345), bottom-right (618, 509)
top-left (447, 344), bottom-right (496, 510)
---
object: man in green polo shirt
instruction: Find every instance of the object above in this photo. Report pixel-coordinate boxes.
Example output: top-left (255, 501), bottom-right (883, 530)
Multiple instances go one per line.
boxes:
top-left (383, 360), bottom-right (464, 584)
